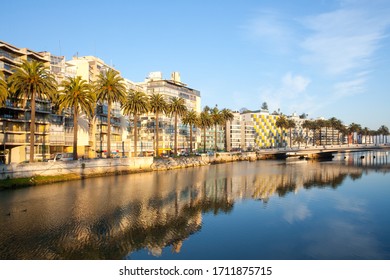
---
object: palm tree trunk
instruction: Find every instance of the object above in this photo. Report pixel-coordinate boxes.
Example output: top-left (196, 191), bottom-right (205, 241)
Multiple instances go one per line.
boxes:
top-left (224, 123), bottom-right (227, 152)
top-left (107, 101), bottom-right (111, 158)
top-left (155, 112), bottom-right (159, 157)
top-left (174, 113), bottom-right (178, 156)
top-left (29, 92), bottom-right (36, 162)
top-left (214, 124), bottom-right (217, 152)
top-left (189, 125), bottom-right (193, 153)
top-left (134, 114), bottom-right (138, 157)
top-left (203, 127), bottom-right (206, 153)
top-left (73, 108), bottom-right (78, 160)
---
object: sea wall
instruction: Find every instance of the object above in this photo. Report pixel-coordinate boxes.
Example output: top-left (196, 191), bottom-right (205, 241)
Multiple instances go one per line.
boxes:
top-left (0, 157), bottom-right (154, 180)
top-left (151, 152), bottom-right (258, 171)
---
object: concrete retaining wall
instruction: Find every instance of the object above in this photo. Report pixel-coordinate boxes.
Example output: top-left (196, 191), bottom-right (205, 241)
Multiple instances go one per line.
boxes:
top-left (0, 157), bottom-right (154, 180)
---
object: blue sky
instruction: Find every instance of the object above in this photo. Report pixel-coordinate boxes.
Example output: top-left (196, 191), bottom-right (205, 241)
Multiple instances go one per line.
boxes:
top-left (1, 0), bottom-right (389, 130)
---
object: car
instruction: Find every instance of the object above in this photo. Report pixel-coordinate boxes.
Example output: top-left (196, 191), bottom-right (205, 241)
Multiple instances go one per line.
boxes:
top-left (48, 153), bottom-right (74, 162)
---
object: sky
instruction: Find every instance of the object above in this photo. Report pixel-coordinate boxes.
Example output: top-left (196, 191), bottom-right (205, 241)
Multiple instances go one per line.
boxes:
top-left (1, 0), bottom-right (390, 130)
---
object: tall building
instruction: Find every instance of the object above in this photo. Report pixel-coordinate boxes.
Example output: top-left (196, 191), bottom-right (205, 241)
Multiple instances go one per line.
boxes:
top-left (136, 72), bottom-right (201, 155)
top-left (0, 41), bottom-right (52, 163)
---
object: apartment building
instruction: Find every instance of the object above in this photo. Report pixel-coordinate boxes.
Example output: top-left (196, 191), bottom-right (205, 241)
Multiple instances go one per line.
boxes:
top-left (0, 41), bottom-right (52, 163)
top-left (136, 72), bottom-right (201, 155)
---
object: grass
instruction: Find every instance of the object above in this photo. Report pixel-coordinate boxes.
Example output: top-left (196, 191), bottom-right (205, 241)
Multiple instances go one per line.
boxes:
top-left (0, 174), bottom-right (82, 190)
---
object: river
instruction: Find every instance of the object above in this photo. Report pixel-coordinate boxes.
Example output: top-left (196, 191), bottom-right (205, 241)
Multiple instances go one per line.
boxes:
top-left (1, 150), bottom-right (389, 260)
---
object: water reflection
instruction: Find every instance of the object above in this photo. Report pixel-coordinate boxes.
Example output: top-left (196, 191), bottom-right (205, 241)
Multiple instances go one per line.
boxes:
top-left (0, 150), bottom-right (389, 259)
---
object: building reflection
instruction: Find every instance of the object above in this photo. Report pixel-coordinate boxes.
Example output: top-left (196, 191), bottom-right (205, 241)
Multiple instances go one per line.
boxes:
top-left (0, 151), bottom-right (389, 259)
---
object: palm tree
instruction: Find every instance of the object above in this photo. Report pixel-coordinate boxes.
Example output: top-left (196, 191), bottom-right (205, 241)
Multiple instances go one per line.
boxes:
top-left (149, 93), bottom-right (168, 156)
top-left (121, 90), bottom-right (149, 157)
top-left (275, 115), bottom-right (288, 148)
top-left (199, 108), bottom-right (212, 153)
top-left (94, 69), bottom-right (126, 158)
top-left (182, 110), bottom-right (198, 154)
top-left (362, 127), bottom-right (369, 144)
top-left (220, 108), bottom-right (234, 151)
top-left (210, 106), bottom-right (222, 152)
top-left (328, 117), bottom-right (340, 145)
top-left (302, 120), bottom-right (312, 146)
top-left (286, 119), bottom-right (296, 148)
top-left (315, 119), bottom-right (326, 146)
top-left (348, 123), bottom-right (362, 144)
top-left (378, 125), bottom-right (389, 144)
top-left (0, 72), bottom-right (9, 106)
top-left (9, 60), bottom-right (57, 162)
top-left (168, 97), bottom-right (187, 156)
top-left (58, 76), bottom-right (95, 160)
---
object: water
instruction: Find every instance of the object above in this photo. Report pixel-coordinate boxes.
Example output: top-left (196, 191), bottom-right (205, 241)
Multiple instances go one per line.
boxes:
top-left (0, 150), bottom-right (389, 260)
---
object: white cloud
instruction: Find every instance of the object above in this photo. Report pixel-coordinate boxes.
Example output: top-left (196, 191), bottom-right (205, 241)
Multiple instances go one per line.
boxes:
top-left (333, 76), bottom-right (366, 98)
top-left (259, 72), bottom-right (312, 113)
top-left (242, 10), bottom-right (295, 53)
top-left (283, 204), bottom-right (312, 224)
top-left (300, 7), bottom-right (390, 75)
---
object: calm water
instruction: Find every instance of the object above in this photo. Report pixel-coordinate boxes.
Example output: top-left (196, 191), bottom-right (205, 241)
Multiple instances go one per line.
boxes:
top-left (1, 150), bottom-right (389, 260)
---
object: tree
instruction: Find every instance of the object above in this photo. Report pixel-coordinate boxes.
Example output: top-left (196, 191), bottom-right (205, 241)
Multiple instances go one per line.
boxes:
top-left (149, 93), bottom-right (168, 156)
top-left (302, 120), bottom-right (312, 146)
top-left (168, 97), bottom-right (187, 156)
top-left (121, 90), bottom-right (149, 157)
top-left (0, 72), bottom-right (9, 106)
top-left (261, 102), bottom-right (268, 111)
top-left (348, 123), bottom-right (362, 144)
top-left (182, 110), bottom-right (198, 153)
top-left (315, 119), bottom-right (326, 146)
top-left (378, 125), bottom-right (389, 144)
top-left (329, 117), bottom-right (341, 145)
top-left (9, 60), bottom-right (57, 162)
top-left (94, 69), bottom-right (126, 158)
top-left (275, 115), bottom-right (288, 147)
top-left (286, 119), bottom-right (296, 148)
top-left (220, 108), bottom-right (234, 151)
top-left (362, 127), bottom-right (370, 144)
top-left (210, 106), bottom-right (222, 152)
top-left (199, 108), bottom-right (212, 153)
top-left (58, 76), bottom-right (95, 160)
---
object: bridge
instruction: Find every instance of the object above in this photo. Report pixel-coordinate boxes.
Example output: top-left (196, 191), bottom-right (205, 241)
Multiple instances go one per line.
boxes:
top-left (256, 144), bottom-right (389, 160)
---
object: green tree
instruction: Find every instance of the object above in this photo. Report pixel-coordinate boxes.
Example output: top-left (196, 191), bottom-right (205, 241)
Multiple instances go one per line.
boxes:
top-left (210, 106), bottom-right (222, 152)
top-left (9, 60), bottom-right (57, 162)
top-left (329, 117), bottom-right (341, 145)
top-left (286, 119), bottom-right (296, 147)
top-left (275, 115), bottom-right (288, 147)
top-left (94, 69), bottom-right (126, 158)
top-left (149, 93), bottom-right (168, 156)
top-left (348, 123), bottom-right (362, 144)
top-left (121, 90), bottom-right (149, 157)
top-left (58, 76), bottom-right (95, 160)
top-left (302, 120), bottom-right (312, 146)
top-left (168, 97), bottom-right (187, 156)
top-left (199, 108), bottom-right (212, 153)
top-left (315, 119), bottom-right (326, 146)
top-left (220, 108), bottom-right (234, 151)
top-left (261, 102), bottom-right (268, 111)
top-left (182, 110), bottom-right (198, 154)
top-left (0, 72), bottom-right (9, 106)
top-left (378, 125), bottom-right (389, 144)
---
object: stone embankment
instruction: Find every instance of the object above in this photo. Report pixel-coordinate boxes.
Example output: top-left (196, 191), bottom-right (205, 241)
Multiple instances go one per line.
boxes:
top-left (0, 152), bottom-right (258, 188)
top-left (151, 152), bottom-right (257, 171)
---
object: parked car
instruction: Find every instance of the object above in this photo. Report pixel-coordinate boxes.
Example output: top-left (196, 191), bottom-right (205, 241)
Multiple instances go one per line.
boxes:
top-left (48, 153), bottom-right (74, 162)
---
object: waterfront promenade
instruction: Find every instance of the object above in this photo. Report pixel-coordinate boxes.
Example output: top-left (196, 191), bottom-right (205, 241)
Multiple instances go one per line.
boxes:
top-left (0, 144), bottom-right (388, 189)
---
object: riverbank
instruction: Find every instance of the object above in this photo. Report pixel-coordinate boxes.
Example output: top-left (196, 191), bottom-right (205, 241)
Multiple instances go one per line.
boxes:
top-left (0, 152), bottom-right (258, 189)
top-left (0, 157), bottom-right (153, 189)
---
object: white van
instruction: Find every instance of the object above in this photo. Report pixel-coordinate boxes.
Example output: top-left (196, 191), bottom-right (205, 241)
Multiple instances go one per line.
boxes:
top-left (49, 153), bottom-right (74, 162)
